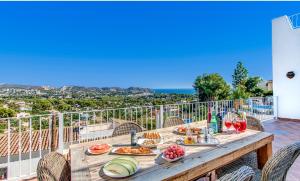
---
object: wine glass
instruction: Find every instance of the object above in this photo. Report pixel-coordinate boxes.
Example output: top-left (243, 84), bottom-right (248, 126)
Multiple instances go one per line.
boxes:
top-left (224, 119), bottom-right (232, 133)
top-left (232, 118), bottom-right (241, 134)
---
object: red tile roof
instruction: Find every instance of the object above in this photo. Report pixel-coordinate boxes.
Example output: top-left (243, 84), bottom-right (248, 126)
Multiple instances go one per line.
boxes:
top-left (0, 127), bottom-right (78, 157)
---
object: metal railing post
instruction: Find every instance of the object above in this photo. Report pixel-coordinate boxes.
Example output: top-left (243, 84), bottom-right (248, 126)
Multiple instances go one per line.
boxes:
top-left (156, 105), bottom-right (164, 129)
top-left (249, 98), bottom-right (253, 116)
top-left (58, 112), bottom-right (64, 153)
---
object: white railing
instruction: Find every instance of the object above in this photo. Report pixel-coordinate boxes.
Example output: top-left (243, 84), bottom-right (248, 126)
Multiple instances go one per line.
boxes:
top-left (289, 13), bottom-right (300, 29)
top-left (0, 97), bottom-right (276, 180)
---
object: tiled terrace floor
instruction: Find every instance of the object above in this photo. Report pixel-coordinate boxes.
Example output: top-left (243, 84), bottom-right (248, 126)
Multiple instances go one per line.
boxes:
top-left (263, 119), bottom-right (300, 181)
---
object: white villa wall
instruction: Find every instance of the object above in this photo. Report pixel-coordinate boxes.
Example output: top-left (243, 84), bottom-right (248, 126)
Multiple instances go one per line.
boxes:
top-left (272, 16), bottom-right (300, 119)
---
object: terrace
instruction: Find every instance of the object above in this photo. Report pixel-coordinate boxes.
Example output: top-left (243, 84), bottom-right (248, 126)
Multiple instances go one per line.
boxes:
top-left (0, 97), bottom-right (277, 180)
top-left (1, 13), bottom-right (300, 181)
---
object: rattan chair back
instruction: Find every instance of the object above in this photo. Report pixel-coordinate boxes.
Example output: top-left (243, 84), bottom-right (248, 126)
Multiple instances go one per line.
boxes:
top-left (217, 165), bottom-right (255, 181)
top-left (163, 116), bottom-right (184, 128)
top-left (37, 152), bottom-right (71, 181)
top-left (112, 122), bottom-right (143, 137)
top-left (246, 115), bottom-right (264, 131)
top-left (261, 142), bottom-right (300, 181)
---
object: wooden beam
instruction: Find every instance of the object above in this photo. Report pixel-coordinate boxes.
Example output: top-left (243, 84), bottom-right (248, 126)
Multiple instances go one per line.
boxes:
top-left (257, 142), bottom-right (272, 169)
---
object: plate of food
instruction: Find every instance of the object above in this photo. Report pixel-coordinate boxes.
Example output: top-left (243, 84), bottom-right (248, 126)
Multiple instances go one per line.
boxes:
top-left (162, 145), bottom-right (185, 162)
top-left (111, 146), bottom-right (159, 156)
top-left (142, 132), bottom-right (162, 140)
top-left (174, 126), bottom-right (201, 135)
top-left (103, 157), bottom-right (139, 178)
top-left (87, 144), bottom-right (111, 155)
top-left (137, 139), bottom-right (159, 148)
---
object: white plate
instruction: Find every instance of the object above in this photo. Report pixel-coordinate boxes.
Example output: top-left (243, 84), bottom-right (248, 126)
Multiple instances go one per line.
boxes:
top-left (103, 162), bottom-right (140, 178)
top-left (87, 148), bottom-right (110, 155)
top-left (87, 144), bottom-right (111, 155)
top-left (137, 138), bottom-right (163, 148)
top-left (111, 147), bottom-right (160, 156)
top-left (161, 154), bottom-right (185, 162)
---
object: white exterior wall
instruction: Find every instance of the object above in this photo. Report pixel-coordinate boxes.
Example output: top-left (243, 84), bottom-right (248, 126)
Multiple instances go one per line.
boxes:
top-left (272, 16), bottom-right (300, 119)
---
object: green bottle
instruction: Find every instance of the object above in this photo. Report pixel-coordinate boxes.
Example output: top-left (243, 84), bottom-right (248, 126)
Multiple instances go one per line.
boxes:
top-left (210, 111), bottom-right (218, 134)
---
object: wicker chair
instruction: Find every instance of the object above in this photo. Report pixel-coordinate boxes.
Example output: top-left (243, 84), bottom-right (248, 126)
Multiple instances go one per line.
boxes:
top-left (217, 165), bottom-right (255, 181)
top-left (37, 152), bottom-right (71, 181)
top-left (218, 142), bottom-right (300, 181)
top-left (259, 142), bottom-right (300, 181)
top-left (163, 116), bottom-right (185, 128)
top-left (246, 115), bottom-right (265, 132)
top-left (112, 122), bottom-right (143, 137)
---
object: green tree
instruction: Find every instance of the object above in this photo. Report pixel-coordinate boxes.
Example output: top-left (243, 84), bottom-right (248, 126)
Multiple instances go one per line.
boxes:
top-left (56, 101), bottom-right (72, 112)
top-left (0, 108), bottom-right (16, 118)
top-left (193, 73), bottom-right (231, 101)
top-left (232, 85), bottom-right (250, 99)
top-left (32, 99), bottom-right (52, 113)
top-left (245, 76), bottom-right (264, 97)
top-left (263, 90), bottom-right (273, 97)
top-left (232, 61), bottom-right (248, 88)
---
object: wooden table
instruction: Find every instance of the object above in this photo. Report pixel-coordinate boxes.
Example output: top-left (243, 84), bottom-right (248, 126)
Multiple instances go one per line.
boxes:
top-left (70, 122), bottom-right (274, 181)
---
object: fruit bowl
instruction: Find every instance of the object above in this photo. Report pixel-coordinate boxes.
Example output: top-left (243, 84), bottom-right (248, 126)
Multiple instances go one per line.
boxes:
top-left (162, 145), bottom-right (185, 162)
top-left (161, 153), bottom-right (184, 162)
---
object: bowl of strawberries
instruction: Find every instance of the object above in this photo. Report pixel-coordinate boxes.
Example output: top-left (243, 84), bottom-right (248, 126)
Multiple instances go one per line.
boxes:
top-left (162, 145), bottom-right (185, 162)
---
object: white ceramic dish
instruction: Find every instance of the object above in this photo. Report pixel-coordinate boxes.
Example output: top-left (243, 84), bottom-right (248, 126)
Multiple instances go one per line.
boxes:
top-left (87, 144), bottom-right (111, 155)
top-left (103, 162), bottom-right (140, 178)
top-left (111, 148), bottom-right (160, 156)
top-left (137, 138), bottom-right (163, 148)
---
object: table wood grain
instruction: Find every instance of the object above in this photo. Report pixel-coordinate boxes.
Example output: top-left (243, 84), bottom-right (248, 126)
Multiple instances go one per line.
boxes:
top-left (70, 121), bottom-right (273, 181)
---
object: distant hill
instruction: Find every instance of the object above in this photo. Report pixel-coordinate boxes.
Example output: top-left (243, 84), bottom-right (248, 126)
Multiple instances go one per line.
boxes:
top-left (0, 83), bottom-right (153, 97)
top-left (0, 83), bottom-right (41, 89)
top-left (61, 85), bottom-right (153, 94)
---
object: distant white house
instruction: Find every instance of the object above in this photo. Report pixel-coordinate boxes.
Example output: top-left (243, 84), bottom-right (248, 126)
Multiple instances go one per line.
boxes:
top-left (272, 13), bottom-right (300, 120)
top-left (258, 80), bottom-right (273, 91)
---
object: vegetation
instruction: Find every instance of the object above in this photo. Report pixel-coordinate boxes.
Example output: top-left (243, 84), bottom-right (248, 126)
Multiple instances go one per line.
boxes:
top-left (232, 62), bottom-right (268, 99)
top-left (194, 61), bottom-right (272, 101)
top-left (245, 76), bottom-right (264, 97)
top-left (193, 73), bottom-right (231, 101)
top-left (0, 94), bottom-right (196, 118)
top-left (232, 61), bottom-right (248, 89)
top-left (0, 107), bottom-right (16, 118)
top-left (232, 85), bottom-right (250, 99)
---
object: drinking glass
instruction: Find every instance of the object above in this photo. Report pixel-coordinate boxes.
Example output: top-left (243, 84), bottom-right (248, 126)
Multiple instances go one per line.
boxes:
top-left (238, 119), bottom-right (247, 132)
top-left (224, 119), bottom-right (232, 133)
top-left (232, 118), bottom-right (241, 134)
top-left (239, 112), bottom-right (247, 132)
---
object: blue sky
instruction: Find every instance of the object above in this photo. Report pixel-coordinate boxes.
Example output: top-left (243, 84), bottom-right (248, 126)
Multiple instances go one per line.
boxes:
top-left (0, 2), bottom-right (299, 88)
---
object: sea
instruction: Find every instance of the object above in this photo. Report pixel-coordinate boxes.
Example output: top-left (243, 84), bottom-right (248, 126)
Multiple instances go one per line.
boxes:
top-left (153, 89), bottom-right (196, 95)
